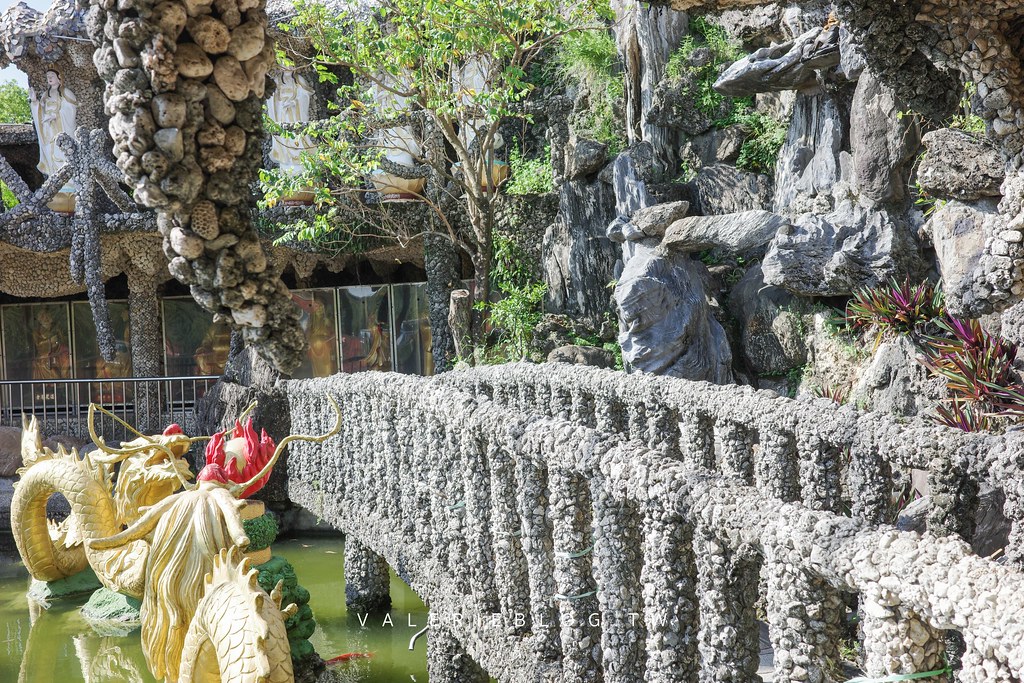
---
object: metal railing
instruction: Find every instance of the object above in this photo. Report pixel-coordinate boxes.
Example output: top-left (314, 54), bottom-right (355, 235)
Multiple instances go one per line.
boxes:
top-left (0, 376), bottom-right (218, 442)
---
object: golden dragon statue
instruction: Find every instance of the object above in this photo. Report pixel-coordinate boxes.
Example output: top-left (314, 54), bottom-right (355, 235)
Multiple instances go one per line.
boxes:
top-left (10, 397), bottom-right (342, 683)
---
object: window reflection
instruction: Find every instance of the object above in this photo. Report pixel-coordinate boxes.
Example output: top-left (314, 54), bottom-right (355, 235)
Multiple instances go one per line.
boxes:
top-left (291, 289), bottom-right (339, 378)
top-left (339, 286), bottom-right (392, 372)
top-left (392, 283), bottom-right (433, 375)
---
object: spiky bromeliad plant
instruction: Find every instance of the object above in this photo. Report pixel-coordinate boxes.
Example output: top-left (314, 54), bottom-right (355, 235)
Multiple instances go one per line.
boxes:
top-left (919, 315), bottom-right (1024, 429)
top-left (845, 277), bottom-right (945, 350)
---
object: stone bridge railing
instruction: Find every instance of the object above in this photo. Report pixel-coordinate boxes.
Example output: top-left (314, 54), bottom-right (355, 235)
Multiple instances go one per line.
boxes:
top-left (282, 365), bottom-right (1024, 683)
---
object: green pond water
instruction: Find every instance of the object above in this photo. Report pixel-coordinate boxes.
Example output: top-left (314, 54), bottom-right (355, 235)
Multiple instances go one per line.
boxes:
top-left (0, 537), bottom-right (430, 682)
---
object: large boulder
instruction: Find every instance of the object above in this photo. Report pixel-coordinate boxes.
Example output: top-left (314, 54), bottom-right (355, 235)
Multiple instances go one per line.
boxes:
top-left (713, 24), bottom-right (840, 97)
top-left (696, 164), bottom-right (773, 214)
top-left (849, 336), bottom-right (943, 417)
top-left (679, 125), bottom-right (745, 171)
top-left (762, 199), bottom-right (921, 296)
top-left (661, 210), bottom-right (787, 255)
top-left (918, 128), bottom-right (1005, 202)
top-left (547, 345), bottom-right (616, 369)
top-left (730, 265), bottom-right (807, 376)
top-left (925, 199), bottom-right (999, 318)
top-left (850, 70), bottom-right (920, 204)
top-left (615, 247), bottom-right (733, 383)
top-left (773, 91), bottom-right (845, 212)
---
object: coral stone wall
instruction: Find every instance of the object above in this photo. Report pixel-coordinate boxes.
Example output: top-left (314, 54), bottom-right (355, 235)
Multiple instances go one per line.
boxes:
top-left (83, 0), bottom-right (306, 372)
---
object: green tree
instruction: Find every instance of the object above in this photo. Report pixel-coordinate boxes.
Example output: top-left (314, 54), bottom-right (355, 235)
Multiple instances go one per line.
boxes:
top-left (0, 80), bottom-right (31, 124)
top-left (267, 0), bottom-right (610, 343)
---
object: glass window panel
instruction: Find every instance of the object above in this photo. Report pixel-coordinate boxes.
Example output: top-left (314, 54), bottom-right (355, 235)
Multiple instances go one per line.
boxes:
top-left (1, 303), bottom-right (72, 381)
top-left (162, 298), bottom-right (231, 377)
top-left (392, 283), bottom-right (433, 376)
top-left (338, 285), bottom-right (392, 373)
top-left (72, 301), bottom-right (132, 379)
top-left (291, 288), bottom-right (339, 379)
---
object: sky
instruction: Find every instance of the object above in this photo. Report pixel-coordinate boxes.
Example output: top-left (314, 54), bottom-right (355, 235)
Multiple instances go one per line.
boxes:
top-left (0, 0), bottom-right (55, 88)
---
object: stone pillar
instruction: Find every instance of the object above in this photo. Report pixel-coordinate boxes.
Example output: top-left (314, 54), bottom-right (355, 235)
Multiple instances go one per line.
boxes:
top-left (591, 477), bottom-right (645, 683)
top-left (642, 506), bottom-right (698, 683)
top-left (516, 458), bottom-right (561, 660)
top-left (424, 233), bottom-right (460, 373)
top-left (797, 431), bottom-right (844, 513)
top-left (344, 538), bottom-right (391, 613)
top-left (550, 467), bottom-right (602, 682)
top-left (489, 449), bottom-right (531, 636)
top-left (127, 270), bottom-right (163, 433)
top-left (426, 625), bottom-right (489, 683)
top-left (763, 543), bottom-right (843, 683)
top-left (680, 412), bottom-right (715, 470)
top-left (860, 600), bottom-right (947, 683)
top-left (693, 528), bottom-right (761, 683)
top-left (758, 426), bottom-right (800, 502)
top-left (717, 420), bottom-right (754, 483)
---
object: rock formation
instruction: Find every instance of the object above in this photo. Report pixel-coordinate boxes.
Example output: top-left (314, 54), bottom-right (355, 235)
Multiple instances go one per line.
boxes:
top-left (84, 0), bottom-right (306, 372)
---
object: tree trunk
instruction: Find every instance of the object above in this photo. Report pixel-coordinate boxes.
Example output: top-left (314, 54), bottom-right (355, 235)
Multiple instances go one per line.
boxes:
top-left (424, 232), bottom-right (460, 373)
top-left (470, 235), bottom-right (492, 348)
top-left (612, 0), bottom-right (689, 172)
top-left (448, 289), bottom-right (473, 363)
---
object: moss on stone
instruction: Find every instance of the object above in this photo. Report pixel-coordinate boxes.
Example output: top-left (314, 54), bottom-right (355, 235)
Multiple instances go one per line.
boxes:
top-left (27, 566), bottom-right (101, 605)
top-left (255, 554), bottom-right (319, 675)
top-left (243, 512), bottom-right (279, 551)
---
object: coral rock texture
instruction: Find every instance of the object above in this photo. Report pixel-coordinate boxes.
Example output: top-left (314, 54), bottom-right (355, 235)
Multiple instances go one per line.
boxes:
top-left (83, 0), bottom-right (305, 372)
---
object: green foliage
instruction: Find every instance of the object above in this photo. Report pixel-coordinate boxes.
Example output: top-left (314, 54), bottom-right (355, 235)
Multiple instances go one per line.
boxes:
top-left (554, 28), bottom-right (625, 153)
top-left (844, 278), bottom-right (944, 349)
top-left (476, 233), bottom-right (547, 360)
top-left (1, 180), bottom-right (17, 209)
top-left (0, 80), bottom-right (31, 124)
top-left (735, 110), bottom-right (788, 175)
top-left (243, 513), bottom-right (280, 551)
top-left (505, 144), bottom-right (554, 195)
top-left (665, 17), bottom-right (751, 124)
top-left (950, 81), bottom-right (986, 135)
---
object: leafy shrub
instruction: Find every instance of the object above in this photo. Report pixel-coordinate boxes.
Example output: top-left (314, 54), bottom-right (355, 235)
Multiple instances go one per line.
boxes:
top-left (950, 81), bottom-right (986, 135)
top-left (813, 384), bottom-right (848, 406)
top-left (1, 180), bottom-right (17, 209)
top-left (664, 17), bottom-right (751, 124)
top-left (735, 110), bottom-right (788, 175)
top-left (477, 233), bottom-right (547, 360)
top-left (554, 29), bottom-right (625, 153)
top-left (932, 400), bottom-right (992, 432)
top-left (919, 316), bottom-right (1024, 414)
top-left (0, 80), bottom-right (31, 124)
top-left (506, 145), bottom-right (554, 195)
top-left (844, 278), bottom-right (944, 349)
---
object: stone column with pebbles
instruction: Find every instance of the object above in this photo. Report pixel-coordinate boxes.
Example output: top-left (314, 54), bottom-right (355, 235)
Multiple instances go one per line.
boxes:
top-left (82, 0), bottom-right (306, 372)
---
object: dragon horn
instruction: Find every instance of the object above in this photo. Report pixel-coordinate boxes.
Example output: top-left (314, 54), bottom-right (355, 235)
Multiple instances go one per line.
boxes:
top-left (229, 395), bottom-right (342, 497)
top-left (85, 496), bottom-right (177, 550)
top-left (87, 404), bottom-right (154, 463)
top-left (237, 399), bottom-right (259, 426)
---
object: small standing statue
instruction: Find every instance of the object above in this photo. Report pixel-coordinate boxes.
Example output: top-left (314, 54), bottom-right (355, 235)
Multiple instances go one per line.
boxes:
top-left (266, 71), bottom-right (316, 204)
top-left (29, 69), bottom-right (77, 213)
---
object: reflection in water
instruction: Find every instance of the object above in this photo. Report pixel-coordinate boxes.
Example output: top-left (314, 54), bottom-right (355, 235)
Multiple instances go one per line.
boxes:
top-left (0, 538), bottom-right (428, 682)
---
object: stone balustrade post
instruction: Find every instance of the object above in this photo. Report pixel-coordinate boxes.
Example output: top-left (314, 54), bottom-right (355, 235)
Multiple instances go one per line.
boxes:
top-left (797, 431), bottom-right (843, 513)
top-left (763, 539), bottom-right (843, 683)
top-left (489, 448), bottom-right (532, 635)
top-left (591, 478), bottom-right (645, 683)
top-left (461, 428), bottom-right (498, 613)
top-left (757, 426), bottom-right (800, 501)
top-left (717, 420), bottom-right (755, 483)
top-left (427, 625), bottom-right (490, 683)
top-left (344, 538), bottom-right (392, 613)
top-left (517, 458), bottom-right (561, 660)
top-left (860, 599), bottom-right (947, 683)
top-left (641, 504), bottom-right (698, 683)
top-left (549, 466), bottom-right (602, 682)
top-left (693, 527), bottom-right (761, 683)
top-left (680, 412), bottom-right (715, 470)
